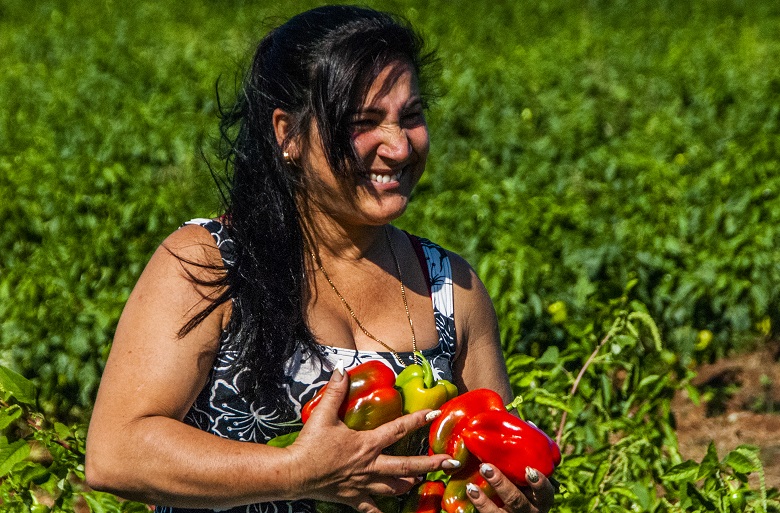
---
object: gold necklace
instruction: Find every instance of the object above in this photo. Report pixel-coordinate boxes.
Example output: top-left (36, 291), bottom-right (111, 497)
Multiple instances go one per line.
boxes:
top-left (312, 227), bottom-right (418, 366)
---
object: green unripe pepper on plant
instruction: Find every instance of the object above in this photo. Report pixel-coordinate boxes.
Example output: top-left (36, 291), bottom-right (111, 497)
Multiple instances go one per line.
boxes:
top-left (395, 351), bottom-right (458, 414)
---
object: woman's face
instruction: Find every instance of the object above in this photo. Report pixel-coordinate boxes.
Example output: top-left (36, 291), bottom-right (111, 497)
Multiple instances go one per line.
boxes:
top-left (302, 61), bottom-right (429, 228)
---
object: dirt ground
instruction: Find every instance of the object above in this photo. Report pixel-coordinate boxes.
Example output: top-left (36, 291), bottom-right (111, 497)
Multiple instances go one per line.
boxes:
top-left (672, 340), bottom-right (780, 490)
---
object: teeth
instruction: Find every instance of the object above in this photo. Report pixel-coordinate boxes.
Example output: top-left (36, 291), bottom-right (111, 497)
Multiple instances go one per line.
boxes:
top-left (369, 170), bottom-right (401, 183)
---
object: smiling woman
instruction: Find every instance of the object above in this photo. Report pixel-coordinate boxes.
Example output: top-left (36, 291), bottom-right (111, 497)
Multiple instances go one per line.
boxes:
top-left (84, 5), bottom-right (554, 513)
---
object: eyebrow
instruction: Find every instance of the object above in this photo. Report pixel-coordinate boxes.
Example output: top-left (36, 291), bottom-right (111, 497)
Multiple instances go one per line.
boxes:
top-left (352, 97), bottom-right (424, 116)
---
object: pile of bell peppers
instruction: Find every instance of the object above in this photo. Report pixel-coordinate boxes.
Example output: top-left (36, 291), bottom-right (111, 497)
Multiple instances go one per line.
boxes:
top-left (300, 353), bottom-right (458, 430)
top-left (428, 388), bottom-right (561, 513)
top-left (276, 356), bottom-right (560, 513)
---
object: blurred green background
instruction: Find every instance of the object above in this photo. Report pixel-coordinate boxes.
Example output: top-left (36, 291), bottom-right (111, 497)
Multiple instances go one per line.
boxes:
top-left (2, 0), bottom-right (779, 420)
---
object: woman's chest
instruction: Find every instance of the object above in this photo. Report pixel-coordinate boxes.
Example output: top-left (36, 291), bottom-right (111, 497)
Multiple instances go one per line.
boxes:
top-left (306, 262), bottom-right (440, 354)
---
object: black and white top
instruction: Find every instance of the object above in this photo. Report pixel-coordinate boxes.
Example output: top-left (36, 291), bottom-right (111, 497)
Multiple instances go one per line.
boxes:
top-left (157, 218), bottom-right (457, 513)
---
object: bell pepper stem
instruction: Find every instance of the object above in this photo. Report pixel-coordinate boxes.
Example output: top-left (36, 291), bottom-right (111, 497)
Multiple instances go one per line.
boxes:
top-left (416, 350), bottom-right (434, 389)
top-left (505, 396), bottom-right (524, 412)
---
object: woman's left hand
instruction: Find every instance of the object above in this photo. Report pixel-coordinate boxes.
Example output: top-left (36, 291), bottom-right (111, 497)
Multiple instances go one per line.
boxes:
top-left (466, 463), bottom-right (554, 513)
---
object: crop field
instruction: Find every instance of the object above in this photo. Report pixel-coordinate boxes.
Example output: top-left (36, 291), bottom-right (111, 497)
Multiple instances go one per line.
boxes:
top-left (1, 0), bottom-right (779, 510)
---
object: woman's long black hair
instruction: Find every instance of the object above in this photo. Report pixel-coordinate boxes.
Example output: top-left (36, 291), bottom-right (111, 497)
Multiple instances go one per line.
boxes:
top-left (181, 5), bottom-right (437, 415)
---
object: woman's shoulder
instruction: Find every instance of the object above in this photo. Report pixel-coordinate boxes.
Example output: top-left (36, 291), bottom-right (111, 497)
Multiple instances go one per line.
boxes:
top-left (160, 221), bottom-right (223, 260)
top-left (138, 220), bottom-right (229, 296)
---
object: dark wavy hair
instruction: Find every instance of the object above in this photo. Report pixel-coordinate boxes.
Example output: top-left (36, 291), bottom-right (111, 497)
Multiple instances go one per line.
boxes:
top-left (181, 5), bottom-right (437, 414)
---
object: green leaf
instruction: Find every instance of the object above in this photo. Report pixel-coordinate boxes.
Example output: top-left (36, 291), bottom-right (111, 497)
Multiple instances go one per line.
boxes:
top-left (696, 442), bottom-right (719, 480)
top-left (592, 459), bottom-right (610, 487)
top-left (81, 491), bottom-right (125, 513)
top-left (267, 430), bottom-right (300, 448)
top-left (11, 461), bottom-right (50, 486)
top-left (536, 346), bottom-right (560, 365)
top-left (507, 354), bottom-right (536, 366)
top-left (663, 460), bottom-right (700, 482)
top-left (0, 439), bottom-right (31, 477)
top-left (723, 449), bottom-right (759, 474)
top-left (629, 482), bottom-right (653, 510)
top-left (533, 394), bottom-right (572, 413)
top-left (54, 422), bottom-right (71, 440)
top-left (0, 365), bottom-right (37, 405)
top-left (0, 404), bottom-right (23, 430)
top-left (605, 486), bottom-right (638, 500)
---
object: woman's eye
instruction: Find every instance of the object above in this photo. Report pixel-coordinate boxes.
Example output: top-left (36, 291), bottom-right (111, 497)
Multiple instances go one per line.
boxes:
top-left (350, 118), bottom-right (377, 132)
top-left (402, 111), bottom-right (425, 127)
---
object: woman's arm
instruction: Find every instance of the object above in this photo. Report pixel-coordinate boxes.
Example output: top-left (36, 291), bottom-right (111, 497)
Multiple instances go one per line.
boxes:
top-left (449, 252), bottom-right (512, 402)
top-left (86, 225), bottom-right (448, 511)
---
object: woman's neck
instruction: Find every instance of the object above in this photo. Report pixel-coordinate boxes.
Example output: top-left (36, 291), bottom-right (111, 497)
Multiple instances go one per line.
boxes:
top-left (305, 212), bottom-right (390, 264)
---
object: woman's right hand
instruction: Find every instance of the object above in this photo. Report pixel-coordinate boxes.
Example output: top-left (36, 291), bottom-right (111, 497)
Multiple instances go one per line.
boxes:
top-left (286, 366), bottom-right (452, 513)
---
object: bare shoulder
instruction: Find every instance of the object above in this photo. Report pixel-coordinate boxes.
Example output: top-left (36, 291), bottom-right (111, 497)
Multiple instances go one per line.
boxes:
top-left (445, 248), bottom-right (512, 400)
top-left (446, 250), bottom-right (496, 329)
top-left (158, 222), bottom-right (226, 272)
top-left (93, 223), bottom-right (230, 422)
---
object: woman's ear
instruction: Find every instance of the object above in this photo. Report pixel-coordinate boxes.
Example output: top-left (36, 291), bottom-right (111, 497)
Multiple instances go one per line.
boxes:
top-left (272, 108), bottom-right (299, 159)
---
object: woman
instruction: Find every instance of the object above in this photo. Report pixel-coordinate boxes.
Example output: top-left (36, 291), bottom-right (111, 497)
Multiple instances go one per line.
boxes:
top-left (85, 5), bottom-right (554, 513)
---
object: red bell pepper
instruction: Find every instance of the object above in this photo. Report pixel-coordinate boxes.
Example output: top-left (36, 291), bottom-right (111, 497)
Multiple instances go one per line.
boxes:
top-left (301, 360), bottom-right (403, 431)
top-left (428, 389), bottom-right (505, 470)
top-left (401, 480), bottom-right (446, 513)
top-left (461, 410), bottom-right (561, 486)
top-left (441, 455), bottom-right (502, 513)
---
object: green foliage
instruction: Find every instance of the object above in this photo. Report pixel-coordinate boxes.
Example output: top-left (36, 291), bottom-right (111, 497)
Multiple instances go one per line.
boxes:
top-left (0, 365), bottom-right (149, 511)
top-left (2, 0), bottom-right (780, 510)
top-left (508, 290), bottom-right (778, 512)
top-left (2, 0), bottom-right (779, 416)
top-left (2, 297), bottom-right (776, 512)
top-left (400, 0), bottom-right (780, 365)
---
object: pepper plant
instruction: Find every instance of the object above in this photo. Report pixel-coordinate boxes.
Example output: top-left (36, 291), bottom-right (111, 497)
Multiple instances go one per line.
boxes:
top-left (0, 366), bottom-right (150, 512)
top-left (505, 283), bottom-right (779, 512)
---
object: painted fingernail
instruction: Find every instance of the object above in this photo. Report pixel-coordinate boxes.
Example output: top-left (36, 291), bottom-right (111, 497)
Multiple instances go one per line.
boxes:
top-left (442, 459), bottom-right (461, 470)
top-left (480, 463), bottom-right (494, 478)
top-left (425, 410), bottom-right (442, 422)
top-left (332, 360), bottom-right (345, 380)
top-left (526, 466), bottom-right (540, 483)
top-left (466, 483), bottom-right (480, 498)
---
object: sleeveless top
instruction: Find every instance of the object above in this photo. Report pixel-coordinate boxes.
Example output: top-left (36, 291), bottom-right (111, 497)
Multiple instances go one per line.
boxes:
top-left (156, 218), bottom-right (457, 513)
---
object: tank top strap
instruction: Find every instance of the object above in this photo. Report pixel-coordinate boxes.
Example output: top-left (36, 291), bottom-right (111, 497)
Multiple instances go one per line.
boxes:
top-left (404, 233), bottom-right (457, 356)
top-left (182, 218), bottom-right (235, 267)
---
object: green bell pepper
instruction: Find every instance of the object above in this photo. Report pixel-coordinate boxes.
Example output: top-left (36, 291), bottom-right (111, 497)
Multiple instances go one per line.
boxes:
top-left (396, 351), bottom-right (458, 414)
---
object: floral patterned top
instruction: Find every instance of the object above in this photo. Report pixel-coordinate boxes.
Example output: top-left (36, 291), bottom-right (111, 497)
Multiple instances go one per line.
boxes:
top-left (156, 218), bottom-right (457, 513)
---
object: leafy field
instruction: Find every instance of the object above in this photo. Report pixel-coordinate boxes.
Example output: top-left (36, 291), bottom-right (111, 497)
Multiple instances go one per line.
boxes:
top-left (1, 0), bottom-right (779, 510)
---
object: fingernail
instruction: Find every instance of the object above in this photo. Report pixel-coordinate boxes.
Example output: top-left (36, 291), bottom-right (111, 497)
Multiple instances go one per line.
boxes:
top-left (526, 466), bottom-right (540, 483)
top-left (480, 463), bottom-right (494, 478)
top-left (442, 459), bottom-right (461, 470)
top-left (466, 483), bottom-right (480, 498)
top-left (424, 410), bottom-right (442, 422)
top-left (332, 360), bottom-right (345, 380)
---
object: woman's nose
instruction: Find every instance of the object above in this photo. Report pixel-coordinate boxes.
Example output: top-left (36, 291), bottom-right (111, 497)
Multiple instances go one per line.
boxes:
top-left (376, 125), bottom-right (412, 162)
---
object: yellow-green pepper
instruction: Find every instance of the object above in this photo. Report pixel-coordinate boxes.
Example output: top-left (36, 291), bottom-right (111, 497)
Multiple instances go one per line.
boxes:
top-left (396, 351), bottom-right (458, 414)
